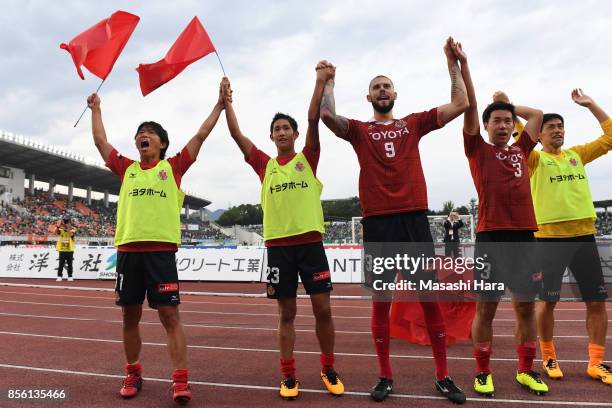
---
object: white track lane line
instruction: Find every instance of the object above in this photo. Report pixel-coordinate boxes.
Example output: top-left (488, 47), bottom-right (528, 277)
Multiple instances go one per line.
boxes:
top-left (0, 363), bottom-right (610, 406)
top-left (0, 290), bottom-right (372, 308)
top-left (1, 290), bottom-right (603, 313)
top-left (0, 330), bottom-right (599, 363)
top-left (0, 282), bottom-right (596, 303)
top-left (0, 299), bottom-right (604, 322)
top-left (0, 311), bottom-right (596, 339)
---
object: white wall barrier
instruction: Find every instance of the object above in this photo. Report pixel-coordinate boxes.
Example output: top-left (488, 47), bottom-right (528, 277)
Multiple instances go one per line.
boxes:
top-left (1, 242), bottom-right (610, 283)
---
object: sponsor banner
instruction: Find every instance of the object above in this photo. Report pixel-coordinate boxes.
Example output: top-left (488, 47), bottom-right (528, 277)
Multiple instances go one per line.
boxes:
top-left (1, 243), bottom-right (610, 285)
top-left (0, 246), bottom-right (116, 280)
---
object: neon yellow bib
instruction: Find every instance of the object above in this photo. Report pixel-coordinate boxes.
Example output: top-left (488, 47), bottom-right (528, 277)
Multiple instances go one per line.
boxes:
top-left (261, 152), bottom-right (325, 240)
top-left (115, 160), bottom-right (185, 246)
top-left (531, 149), bottom-right (596, 225)
top-left (56, 229), bottom-right (75, 252)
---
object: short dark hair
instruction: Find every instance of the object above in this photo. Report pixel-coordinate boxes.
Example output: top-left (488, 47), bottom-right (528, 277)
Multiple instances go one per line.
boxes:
top-left (269, 113), bottom-right (298, 134)
top-left (369, 75), bottom-right (394, 89)
top-left (541, 113), bottom-right (564, 130)
top-left (62, 217), bottom-right (71, 224)
top-left (482, 101), bottom-right (517, 124)
top-left (135, 121), bottom-right (169, 159)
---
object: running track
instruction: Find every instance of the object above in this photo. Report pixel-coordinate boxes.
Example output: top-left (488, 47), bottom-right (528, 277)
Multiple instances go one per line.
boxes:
top-left (0, 278), bottom-right (610, 407)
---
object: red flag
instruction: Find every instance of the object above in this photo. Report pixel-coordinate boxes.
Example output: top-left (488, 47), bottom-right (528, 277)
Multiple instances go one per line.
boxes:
top-left (60, 11), bottom-right (140, 80)
top-left (136, 17), bottom-right (216, 96)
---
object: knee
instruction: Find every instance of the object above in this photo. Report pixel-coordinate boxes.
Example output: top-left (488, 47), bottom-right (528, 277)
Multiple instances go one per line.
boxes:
top-left (586, 301), bottom-right (607, 316)
top-left (313, 304), bottom-right (332, 323)
top-left (514, 302), bottom-right (535, 320)
top-left (476, 304), bottom-right (497, 324)
top-left (158, 307), bottom-right (180, 329)
top-left (122, 308), bottom-right (141, 328)
top-left (279, 308), bottom-right (296, 326)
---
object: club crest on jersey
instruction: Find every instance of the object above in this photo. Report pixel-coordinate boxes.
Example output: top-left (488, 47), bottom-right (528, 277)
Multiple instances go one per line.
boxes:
top-left (395, 119), bottom-right (407, 128)
top-left (295, 161), bottom-right (305, 172)
top-left (569, 158), bottom-right (578, 166)
top-left (158, 170), bottom-right (168, 181)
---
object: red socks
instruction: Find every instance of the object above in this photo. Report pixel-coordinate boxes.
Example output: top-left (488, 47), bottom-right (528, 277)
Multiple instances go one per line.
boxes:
top-left (125, 362), bottom-right (142, 376)
top-left (320, 353), bottom-right (335, 372)
top-left (280, 358), bottom-right (296, 379)
top-left (517, 342), bottom-right (536, 373)
top-left (420, 301), bottom-right (448, 380)
top-left (474, 341), bottom-right (492, 374)
top-left (372, 301), bottom-right (392, 379)
top-left (172, 369), bottom-right (189, 383)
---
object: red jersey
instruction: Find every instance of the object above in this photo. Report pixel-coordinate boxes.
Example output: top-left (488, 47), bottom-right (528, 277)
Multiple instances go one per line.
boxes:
top-left (106, 147), bottom-right (194, 252)
top-left (344, 109), bottom-right (440, 218)
top-left (464, 130), bottom-right (537, 232)
top-left (246, 144), bottom-right (323, 247)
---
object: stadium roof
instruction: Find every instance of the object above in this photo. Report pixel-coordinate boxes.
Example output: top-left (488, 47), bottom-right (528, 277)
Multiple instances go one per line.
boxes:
top-left (0, 131), bottom-right (211, 208)
top-left (594, 200), bottom-right (612, 209)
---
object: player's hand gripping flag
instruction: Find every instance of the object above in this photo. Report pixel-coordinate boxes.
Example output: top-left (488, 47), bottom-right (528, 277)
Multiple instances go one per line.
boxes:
top-left (136, 17), bottom-right (217, 96)
top-left (60, 11), bottom-right (140, 80)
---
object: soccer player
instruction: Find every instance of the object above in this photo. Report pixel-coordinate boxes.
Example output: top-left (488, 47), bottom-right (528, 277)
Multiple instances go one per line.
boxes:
top-left (55, 217), bottom-right (76, 281)
top-left (454, 42), bottom-right (548, 396)
top-left (222, 61), bottom-right (344, 399)
top-left (514, 89), bottom-right (611, 384)
top-left (87, 79), bottom-right (227, 405)
top-left (320, 37), bottom-right (469, 404)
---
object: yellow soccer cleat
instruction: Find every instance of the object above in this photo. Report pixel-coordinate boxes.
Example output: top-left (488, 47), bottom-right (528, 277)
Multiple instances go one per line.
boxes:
top-left (543, 358), bottom-right (564, 380)
top-left (473, 372), bottom-right (494, 396)
top-left (279, 377), bottom-right (299, 399)
top-left (516, 371), bottom-right (549, 395)
top-left (321, 368), bottom-right (344, 396)
top-left (587, 364), bottom-right (612, 385)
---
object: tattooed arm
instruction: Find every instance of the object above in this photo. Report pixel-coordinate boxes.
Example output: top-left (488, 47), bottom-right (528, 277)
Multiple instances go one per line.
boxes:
top-left (452, 42), bottom-right (478, 135)
top-left (320, 76), bottom-right (350, 139)
top-left (436, 37), bottom-right (469, 127)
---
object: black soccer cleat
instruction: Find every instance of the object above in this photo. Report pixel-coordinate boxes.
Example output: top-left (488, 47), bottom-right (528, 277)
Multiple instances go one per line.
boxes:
top-left (371, 377), bottom-right (393, 402)
top-left (435, 376), bottom-right (466, 404)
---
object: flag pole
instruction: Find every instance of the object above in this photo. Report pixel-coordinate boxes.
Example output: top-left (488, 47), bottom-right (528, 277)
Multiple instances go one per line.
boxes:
top-left (73, 79), bottom-right (106, 128)
top-left (214, 51), bottom-right (226, 76)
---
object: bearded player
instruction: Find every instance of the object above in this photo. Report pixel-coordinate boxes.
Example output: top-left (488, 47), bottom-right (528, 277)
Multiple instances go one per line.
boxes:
top-left (321, 37), bottom-right (469, 404)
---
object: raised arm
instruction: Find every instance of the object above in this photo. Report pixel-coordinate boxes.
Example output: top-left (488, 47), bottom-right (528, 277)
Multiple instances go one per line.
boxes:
top-left (572, 88), bottom-right (610, 123)
top-left (452, 42), bottom-right (478, 135)
top-left (87, 93), bottom-right (115, 162)
top-left (437, 37), bottom-right (469, 127)
top-left (570, 89), bottom-right (612, 163)
top-left (222, 79), bottom-right (254, 158)
top-left (184, 78), bottom-right (226, 160)
top-left (306, 61), bottom-right (335, 150)
top-left (320, 71), bottom-right (349, 139)
top-left (493, 91), bottom-right (543, 143)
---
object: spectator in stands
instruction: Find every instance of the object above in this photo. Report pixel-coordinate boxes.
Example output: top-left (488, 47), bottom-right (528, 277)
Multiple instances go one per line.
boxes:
top-left (443, 211), bottom-right (464, 258)
top-left (55, 217), bottom-right (76, 281)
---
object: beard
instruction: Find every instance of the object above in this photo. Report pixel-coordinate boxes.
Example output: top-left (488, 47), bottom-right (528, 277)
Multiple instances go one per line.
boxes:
top-left (371, 100), bottom-right (394, 114)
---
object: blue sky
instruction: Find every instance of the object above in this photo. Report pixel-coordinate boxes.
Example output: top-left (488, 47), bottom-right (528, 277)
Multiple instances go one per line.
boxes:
top-left (1, 0), bottom-right (611, 211)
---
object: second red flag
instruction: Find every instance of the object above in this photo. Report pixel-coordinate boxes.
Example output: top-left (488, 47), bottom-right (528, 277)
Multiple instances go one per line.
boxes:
top-left (137, 17), bottom-right (216, 96)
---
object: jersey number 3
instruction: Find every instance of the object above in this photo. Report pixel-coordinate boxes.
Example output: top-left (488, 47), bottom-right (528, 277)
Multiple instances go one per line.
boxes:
top-left (512, 162), bottom-right (522, 177)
